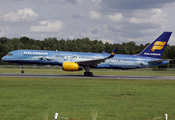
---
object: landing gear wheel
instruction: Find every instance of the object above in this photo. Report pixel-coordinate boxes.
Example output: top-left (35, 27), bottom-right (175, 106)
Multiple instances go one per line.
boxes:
top-left (89, 72), bottom-right (93, 76)
top-left (84, 72), bottom-right (93, 76)
top-left (21, 70), bottom-right (24, 74)
top-left (84, 72), bottom-right (88, 76)
top-left (20, 64), bottom-right (24, 74)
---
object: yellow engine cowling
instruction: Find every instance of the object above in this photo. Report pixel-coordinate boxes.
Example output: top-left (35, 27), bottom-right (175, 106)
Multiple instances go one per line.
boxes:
top-left (62, 62), bottom-right (83, 71)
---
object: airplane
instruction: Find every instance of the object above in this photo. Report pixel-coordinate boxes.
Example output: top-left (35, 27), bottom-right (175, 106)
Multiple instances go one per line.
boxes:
top-left (1, 32), bottom-right (172, 76)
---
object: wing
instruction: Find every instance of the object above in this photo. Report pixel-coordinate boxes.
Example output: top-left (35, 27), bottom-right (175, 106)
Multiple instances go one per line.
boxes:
top-left (76, 47), bottom-right (117, 66)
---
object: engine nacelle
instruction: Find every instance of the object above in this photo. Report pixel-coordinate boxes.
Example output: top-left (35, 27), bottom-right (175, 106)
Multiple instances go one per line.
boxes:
top-left (62, 62), bottom-right (83, 71)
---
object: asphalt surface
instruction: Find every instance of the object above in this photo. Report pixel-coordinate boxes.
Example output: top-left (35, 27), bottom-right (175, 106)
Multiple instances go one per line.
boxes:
top-left (0, 73), bottom-right (174, 80)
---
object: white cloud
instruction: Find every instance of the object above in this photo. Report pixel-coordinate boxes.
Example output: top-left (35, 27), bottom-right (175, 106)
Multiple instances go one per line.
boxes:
top-left (21, 34), bottom-right (29, 37)
top-left (4, 8), bottom-right (39, 22)
top-left (150, 9), bottom-right (168, 26)
top-left (89, 11), bottom-right (101, 19)
top-left (81, 26), bottom-right (101, 38)
top-left (69, 35), bottom-right (75, 39)
top-left (100, 38), bottom-right (114, 43)
top-left (0, 0), bottom-right (175, 45)
top-left (0, 29), bottom-right (6, 37)
top-left (92, 0), bottom-right (101, 2)
top-left (108, 13), bottom-right (123, 22)
top-left (0, 27), bottom-right (11, 37)
top-left (129, 17), bottom-right (143, 24)
top-left (30, 20), bottom-right (63, 33)
top-left (128, 9), bottom-right (168, 26)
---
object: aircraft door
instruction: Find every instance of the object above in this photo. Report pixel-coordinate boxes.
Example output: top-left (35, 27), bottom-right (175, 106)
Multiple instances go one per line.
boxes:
top-left (18, 51), bottom-right (22, 59)
top-left (51, 53), bottom-right (55, 61)
top-left (51, 53), bottom-right (55, 57)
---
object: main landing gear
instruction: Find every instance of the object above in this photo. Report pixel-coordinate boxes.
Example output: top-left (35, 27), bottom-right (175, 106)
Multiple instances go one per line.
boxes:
top-left (20, 64), bottom-right (24, 74)
top-left (84, 66), bottom-right (93, 76)
top-left (84, 72), bottom-right (93, 76)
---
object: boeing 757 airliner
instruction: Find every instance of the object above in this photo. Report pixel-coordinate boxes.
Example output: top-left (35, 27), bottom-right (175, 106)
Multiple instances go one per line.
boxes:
top-left (1, 32), bottom-right (172, 76)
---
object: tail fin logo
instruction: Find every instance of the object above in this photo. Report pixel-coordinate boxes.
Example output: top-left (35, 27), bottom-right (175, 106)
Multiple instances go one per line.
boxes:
top-left (111, 53), bottom-right (115, 55)
top-left (151, 41), bottom-right (166, 52)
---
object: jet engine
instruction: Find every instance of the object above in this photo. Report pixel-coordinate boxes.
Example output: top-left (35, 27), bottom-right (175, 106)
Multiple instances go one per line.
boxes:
top-left (62, 62), bottom-right (83, 71)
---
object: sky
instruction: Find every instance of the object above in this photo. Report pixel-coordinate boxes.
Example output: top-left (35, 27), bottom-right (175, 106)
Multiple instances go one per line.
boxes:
top-left (0, 0), bottom-right (175, 45)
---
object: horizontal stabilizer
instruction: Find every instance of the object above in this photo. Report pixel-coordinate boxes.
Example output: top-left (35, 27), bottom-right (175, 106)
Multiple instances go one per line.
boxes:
top-left (148, 59), bottom-right (172, 63)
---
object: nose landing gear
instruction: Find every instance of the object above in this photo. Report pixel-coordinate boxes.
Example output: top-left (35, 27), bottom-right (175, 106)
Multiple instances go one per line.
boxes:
top-left (21, 64), bottom-right (24, 74)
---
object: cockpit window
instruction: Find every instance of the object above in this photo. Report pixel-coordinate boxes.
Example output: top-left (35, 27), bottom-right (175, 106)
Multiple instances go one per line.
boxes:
top-left (7, 53), bottom-right (12, 56)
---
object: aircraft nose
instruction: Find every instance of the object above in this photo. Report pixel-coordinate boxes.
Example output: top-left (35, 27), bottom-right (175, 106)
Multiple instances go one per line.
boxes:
top-left (1, 56), bottom-right (6, 61)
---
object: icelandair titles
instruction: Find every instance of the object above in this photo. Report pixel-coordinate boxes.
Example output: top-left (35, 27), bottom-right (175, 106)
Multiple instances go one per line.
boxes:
top-left (144, 52), bottom-right (161, 56)
top-left (24, 51), bottom-right (48, 55)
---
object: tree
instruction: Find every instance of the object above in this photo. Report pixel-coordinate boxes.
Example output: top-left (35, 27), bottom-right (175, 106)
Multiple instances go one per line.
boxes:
top-left (0, 37), bottom-right (8, 44)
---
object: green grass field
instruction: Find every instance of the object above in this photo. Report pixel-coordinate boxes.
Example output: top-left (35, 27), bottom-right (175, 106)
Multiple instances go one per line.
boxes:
top-left (1, 77), bottom-right (175, 120)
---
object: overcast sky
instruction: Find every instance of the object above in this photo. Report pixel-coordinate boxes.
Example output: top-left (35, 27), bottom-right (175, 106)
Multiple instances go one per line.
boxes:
top-left (0, 0), bottom-right (175, 45)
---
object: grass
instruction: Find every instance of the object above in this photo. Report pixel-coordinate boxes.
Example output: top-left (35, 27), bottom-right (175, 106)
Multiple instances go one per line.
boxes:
top-left (0, 67), bottom-right (175, 76)
top-left (1, 77), bottom-right (175, 120)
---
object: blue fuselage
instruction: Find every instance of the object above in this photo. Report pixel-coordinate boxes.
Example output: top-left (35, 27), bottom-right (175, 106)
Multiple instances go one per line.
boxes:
top-left (1, 49), bottom-right (168, 69)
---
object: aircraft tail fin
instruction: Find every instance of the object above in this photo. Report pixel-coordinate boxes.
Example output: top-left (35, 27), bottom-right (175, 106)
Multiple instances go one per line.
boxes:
top-left (137, 32), bottom-right (172, 58)
top-left (107, 47), bottom-right (117, 58)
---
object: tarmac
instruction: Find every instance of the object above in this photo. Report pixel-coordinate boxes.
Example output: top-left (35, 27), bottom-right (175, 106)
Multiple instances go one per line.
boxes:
top-left (0, 73), bottom-right (174, 80)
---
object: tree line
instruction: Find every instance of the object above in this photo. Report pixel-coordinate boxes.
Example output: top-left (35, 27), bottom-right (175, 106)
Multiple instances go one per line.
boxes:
top-left (0, 36), bottom-right (175, 68)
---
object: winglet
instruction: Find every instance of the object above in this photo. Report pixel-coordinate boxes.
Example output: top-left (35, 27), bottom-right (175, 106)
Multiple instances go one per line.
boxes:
top-left (102, 50), bottom-right (106, 54)
top-left (107, 47), bottom-right (117, 58)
